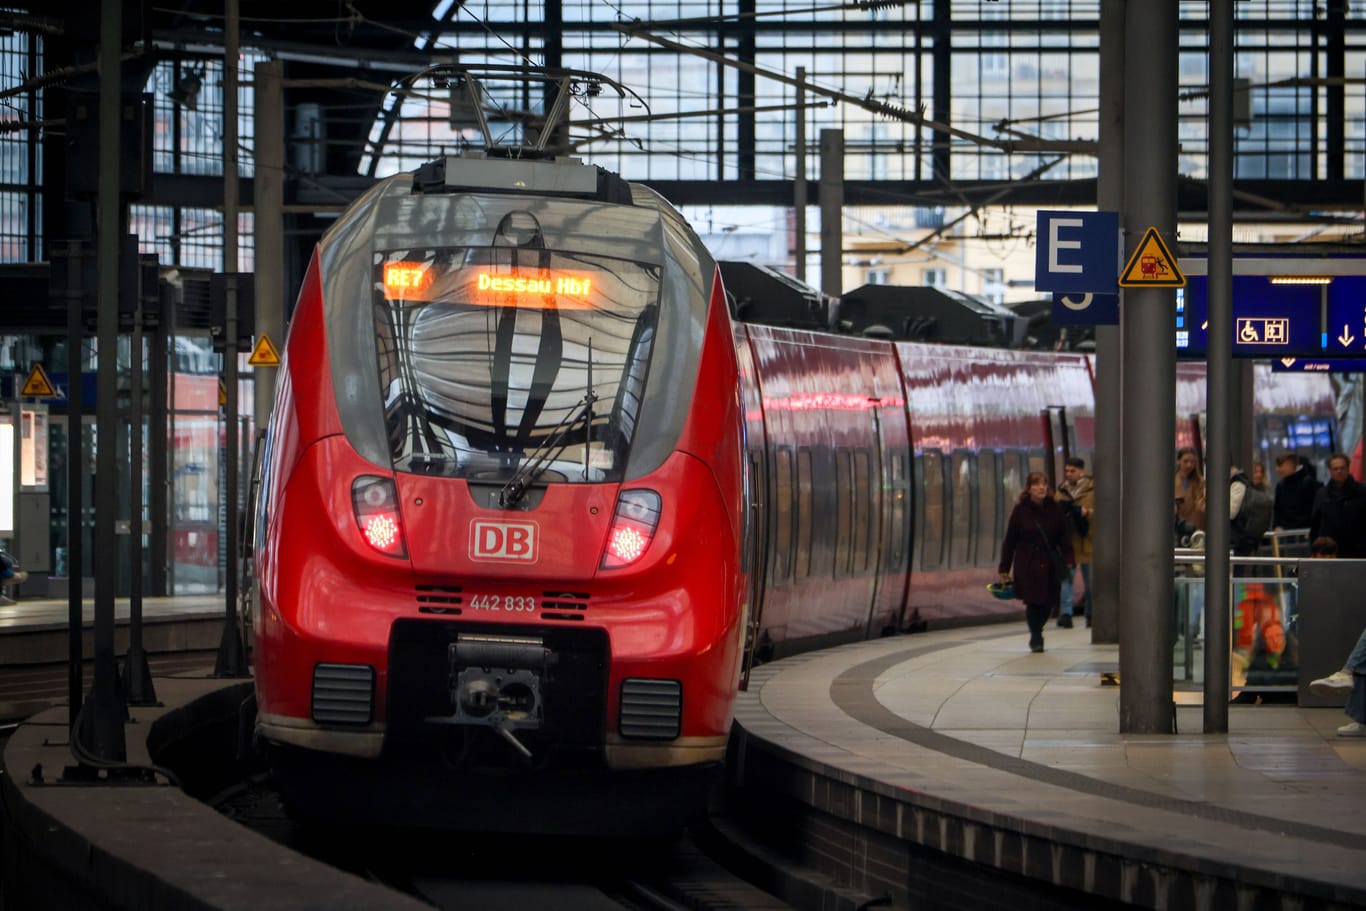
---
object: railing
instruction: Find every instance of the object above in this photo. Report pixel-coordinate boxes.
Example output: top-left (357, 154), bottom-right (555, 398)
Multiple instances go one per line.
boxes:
top-left (1173, 529), bottom-right (1311, 695)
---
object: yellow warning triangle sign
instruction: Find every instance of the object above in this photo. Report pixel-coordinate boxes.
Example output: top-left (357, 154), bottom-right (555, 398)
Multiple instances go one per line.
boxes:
top-left (247, 334), bottom-right (282, 367)
top-left (21, 363), bottom-right (57, 398)
top-left (1118, 226), bottom-right (1186, 288)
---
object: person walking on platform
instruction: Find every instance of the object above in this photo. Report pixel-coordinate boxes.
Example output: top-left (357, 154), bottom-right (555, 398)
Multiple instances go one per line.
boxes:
top-left (1309, 453), bottom-right (1366, 558)
top-left (1229, 465), bottom-right (1272, 557)
top-left (1055, 456), bottom-right (1095, 628)
top-left (1273, 452), bottom-right (1320, 532)
top-left (999, 471), bottom-right (1073, 653)
top-left (1174, 447), bottom-right (1207, 536)
top-left (1309, 624), bottom-right (1366, 738)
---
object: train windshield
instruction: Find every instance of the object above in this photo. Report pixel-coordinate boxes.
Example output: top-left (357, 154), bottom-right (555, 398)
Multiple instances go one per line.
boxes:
top-left (372, 245), bottom-right (661, 484)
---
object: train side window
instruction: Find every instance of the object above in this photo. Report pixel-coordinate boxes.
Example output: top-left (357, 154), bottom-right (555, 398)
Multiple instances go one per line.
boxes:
top-left (887, 449), bottom-right (909, 571)
top-left (771, 448), bottom-right (793, 584)
top-left (853, 449), bottom-right (872, 574)
top-left (977, 451), bottom-right (1000, 567)
top-left (949, 450), bottom-right (974, 568)
top-left (920, 449), bottom-right (945, 571)
top-left (835, 449), bottom-right (853, 578)
top-left (796, 448), bottom-right (814, 579)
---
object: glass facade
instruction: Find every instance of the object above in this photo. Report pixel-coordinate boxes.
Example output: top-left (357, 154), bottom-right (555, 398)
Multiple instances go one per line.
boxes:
top-left (0, 4), bottom-right (1362, 594)
top-left (350, 2), bottom-right (1364, 191)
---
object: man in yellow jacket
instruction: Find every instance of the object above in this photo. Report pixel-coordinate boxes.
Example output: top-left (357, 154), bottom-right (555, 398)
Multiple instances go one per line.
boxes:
top-left (1056, 456), bottom-right (1095, 628)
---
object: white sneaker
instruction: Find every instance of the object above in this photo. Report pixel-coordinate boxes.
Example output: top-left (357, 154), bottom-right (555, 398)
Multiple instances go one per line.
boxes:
top-left (1336, 721), bottom-right (1366, 738)
top-left (1310, 669), bottom-right (1355, 698)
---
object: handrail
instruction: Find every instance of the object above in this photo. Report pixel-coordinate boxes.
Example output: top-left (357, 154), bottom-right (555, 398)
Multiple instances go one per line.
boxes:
top-left (1173, 552), bottom-right (1303, 567)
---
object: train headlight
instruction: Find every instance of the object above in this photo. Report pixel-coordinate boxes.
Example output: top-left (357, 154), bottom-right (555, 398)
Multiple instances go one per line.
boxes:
top-left (601, 489), bottom-right (661, 569)
top-left (352, 476), bottom-right (408, 558)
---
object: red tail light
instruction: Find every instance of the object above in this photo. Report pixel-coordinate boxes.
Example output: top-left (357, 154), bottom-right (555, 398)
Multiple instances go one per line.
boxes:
top-left (601, 489), bottom-right (661, 569)
top-left (352, 476), bottom-right (407, 558)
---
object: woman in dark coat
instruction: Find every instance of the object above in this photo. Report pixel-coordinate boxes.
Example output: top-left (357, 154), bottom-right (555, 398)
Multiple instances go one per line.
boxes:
top-left (998, 471), bottom-right (1075, 653)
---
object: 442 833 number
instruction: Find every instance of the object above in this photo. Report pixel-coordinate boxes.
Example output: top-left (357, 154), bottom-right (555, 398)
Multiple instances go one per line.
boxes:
top-left (466, 593), bottom-right (537, 612)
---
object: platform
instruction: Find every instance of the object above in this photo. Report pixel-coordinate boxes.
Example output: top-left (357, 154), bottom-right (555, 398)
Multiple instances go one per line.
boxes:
top-left (727, 623), bottom-right (1366, 910)
top-left (4, 618), bottom-right (1366, 910)
top-left (0, 594), bottom-right (232, 721)
top-left (0, 671), bottom-right (428, 910)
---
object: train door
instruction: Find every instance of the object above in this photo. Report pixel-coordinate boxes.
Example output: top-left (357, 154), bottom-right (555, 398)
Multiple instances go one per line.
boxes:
top-left (733, 332), bottom-right (770, 686)
top-left (860, 406), bottom-right (887, 639)
top-left (1042, 406), bottom-right (1071, 488)
top-left (739, 445), bottom-right (767, 687)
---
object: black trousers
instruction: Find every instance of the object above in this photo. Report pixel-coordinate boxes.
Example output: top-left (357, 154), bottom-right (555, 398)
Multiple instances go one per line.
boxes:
top-left (1026, 604), bottom-right (1051, 643)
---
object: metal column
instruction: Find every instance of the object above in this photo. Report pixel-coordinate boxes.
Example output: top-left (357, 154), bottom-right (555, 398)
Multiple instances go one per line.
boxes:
top-left (254, 60), bottom-right (284, 429)
top-left (1204, 0), bottom-right (1235, 733)
top-left (1119, 0), bottom-right (1178, 735)
top-left (1092, 0), bottom-right (1124, 645)
top-left (83, 0), bottom-right (127, 761)
top-left (819, 129), bottom-right (843, 298)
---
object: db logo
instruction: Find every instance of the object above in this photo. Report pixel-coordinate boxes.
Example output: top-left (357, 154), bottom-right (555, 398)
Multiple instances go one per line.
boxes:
top-left (469, 519), bottom-right (539, 563)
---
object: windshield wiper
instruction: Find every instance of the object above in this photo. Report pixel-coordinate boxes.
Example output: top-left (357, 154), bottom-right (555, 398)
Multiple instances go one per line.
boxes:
top-left (497, 391), bottom-right (597, 508)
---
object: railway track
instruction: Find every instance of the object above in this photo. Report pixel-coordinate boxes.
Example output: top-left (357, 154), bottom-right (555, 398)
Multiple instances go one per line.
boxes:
top-left (0, 651), bottom-right (219, 721)
top-left (211, 773), bottom-right (792, 911)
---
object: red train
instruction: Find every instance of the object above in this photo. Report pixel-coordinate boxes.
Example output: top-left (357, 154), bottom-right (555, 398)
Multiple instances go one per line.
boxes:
top-left (735, 333), bottom-right (1335, 665)
top-left (251, 149), bottom-right (748, 832)
top-left (250, 92), bottom-right (1334, 835)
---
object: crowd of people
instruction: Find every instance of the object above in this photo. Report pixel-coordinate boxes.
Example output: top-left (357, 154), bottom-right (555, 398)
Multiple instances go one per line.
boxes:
top-left (988, 447), bottom-right (1365, 738)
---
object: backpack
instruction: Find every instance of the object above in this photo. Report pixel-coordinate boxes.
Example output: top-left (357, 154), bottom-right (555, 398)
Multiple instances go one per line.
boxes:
top-left (1064, 498), bottom-right (1089, 538)
top-left (1234, 479), bottom-right (1273, 546)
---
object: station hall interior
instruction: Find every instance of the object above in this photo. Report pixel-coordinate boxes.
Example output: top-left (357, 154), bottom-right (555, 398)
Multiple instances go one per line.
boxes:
top-left (3, 4), bottom-right (1366, 910)
top-left (0, 5), bottom-right (1363, 637)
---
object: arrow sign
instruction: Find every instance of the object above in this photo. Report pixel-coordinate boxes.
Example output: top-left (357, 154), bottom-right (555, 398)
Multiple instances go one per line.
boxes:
top-left (1339, 325), bottom-right (1356, 347)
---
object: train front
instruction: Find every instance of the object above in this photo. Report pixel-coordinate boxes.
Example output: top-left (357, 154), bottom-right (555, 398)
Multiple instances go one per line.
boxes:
top-left (252, 155), bottom-right (747, 832)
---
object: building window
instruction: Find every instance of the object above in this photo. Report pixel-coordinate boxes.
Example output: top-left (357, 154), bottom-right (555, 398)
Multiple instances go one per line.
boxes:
top-left (982, 268), bottom-right (1005, 304)
top-left (923, 268), bottom-right (946, 288)
top-left (866, 268), bottom-right (890, 285)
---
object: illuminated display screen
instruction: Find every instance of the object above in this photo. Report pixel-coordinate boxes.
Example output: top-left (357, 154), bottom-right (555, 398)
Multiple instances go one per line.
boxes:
top-left (383, 262), bottom-right (433, 297)
top-left (476, 273), bottom-right (592, 297)
top-left (382, 260), bottom-right (596, 309)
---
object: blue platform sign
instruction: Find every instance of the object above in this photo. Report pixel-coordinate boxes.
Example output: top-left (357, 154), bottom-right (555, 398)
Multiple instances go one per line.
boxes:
top-left (1271, 358), bottom-right (1366, 373)
top-left (1326, 278), bottom-right (1366, 355)
top-left (1175, 284), bottom-right (1208, 357)
top-left (1052, 292), bottom-right (1119, 326)
top-left (1175, 275), bottom-right (1359, 358)
top-left (1034, 210), bottom-right (1120, 294)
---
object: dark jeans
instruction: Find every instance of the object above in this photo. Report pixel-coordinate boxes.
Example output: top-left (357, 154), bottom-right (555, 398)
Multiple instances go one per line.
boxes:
top-left (1026, 603), bottom-right (1051, 644)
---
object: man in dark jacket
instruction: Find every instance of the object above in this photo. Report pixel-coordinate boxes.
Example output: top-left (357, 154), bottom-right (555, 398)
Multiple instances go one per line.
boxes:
top-left (1273, 452), bottom-right (1319, 531)
top-left (1310, 453), bottom-right (1366, 558)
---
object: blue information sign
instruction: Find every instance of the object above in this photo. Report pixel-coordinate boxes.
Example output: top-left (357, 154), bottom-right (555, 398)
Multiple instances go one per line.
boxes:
top-left (1052, 292), bottom-right (1119, 326)
top-left (1270, 358), bottom-right (1366, 373)
top-left (1034, 210), bottom-right (1120, 295)
top-left (1175, 275), bottom-right (1364, 359)
top-left (1175, 284), bottom-right (1208, 357)
top-left (1326, 277), bottom-right (1366, 355)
